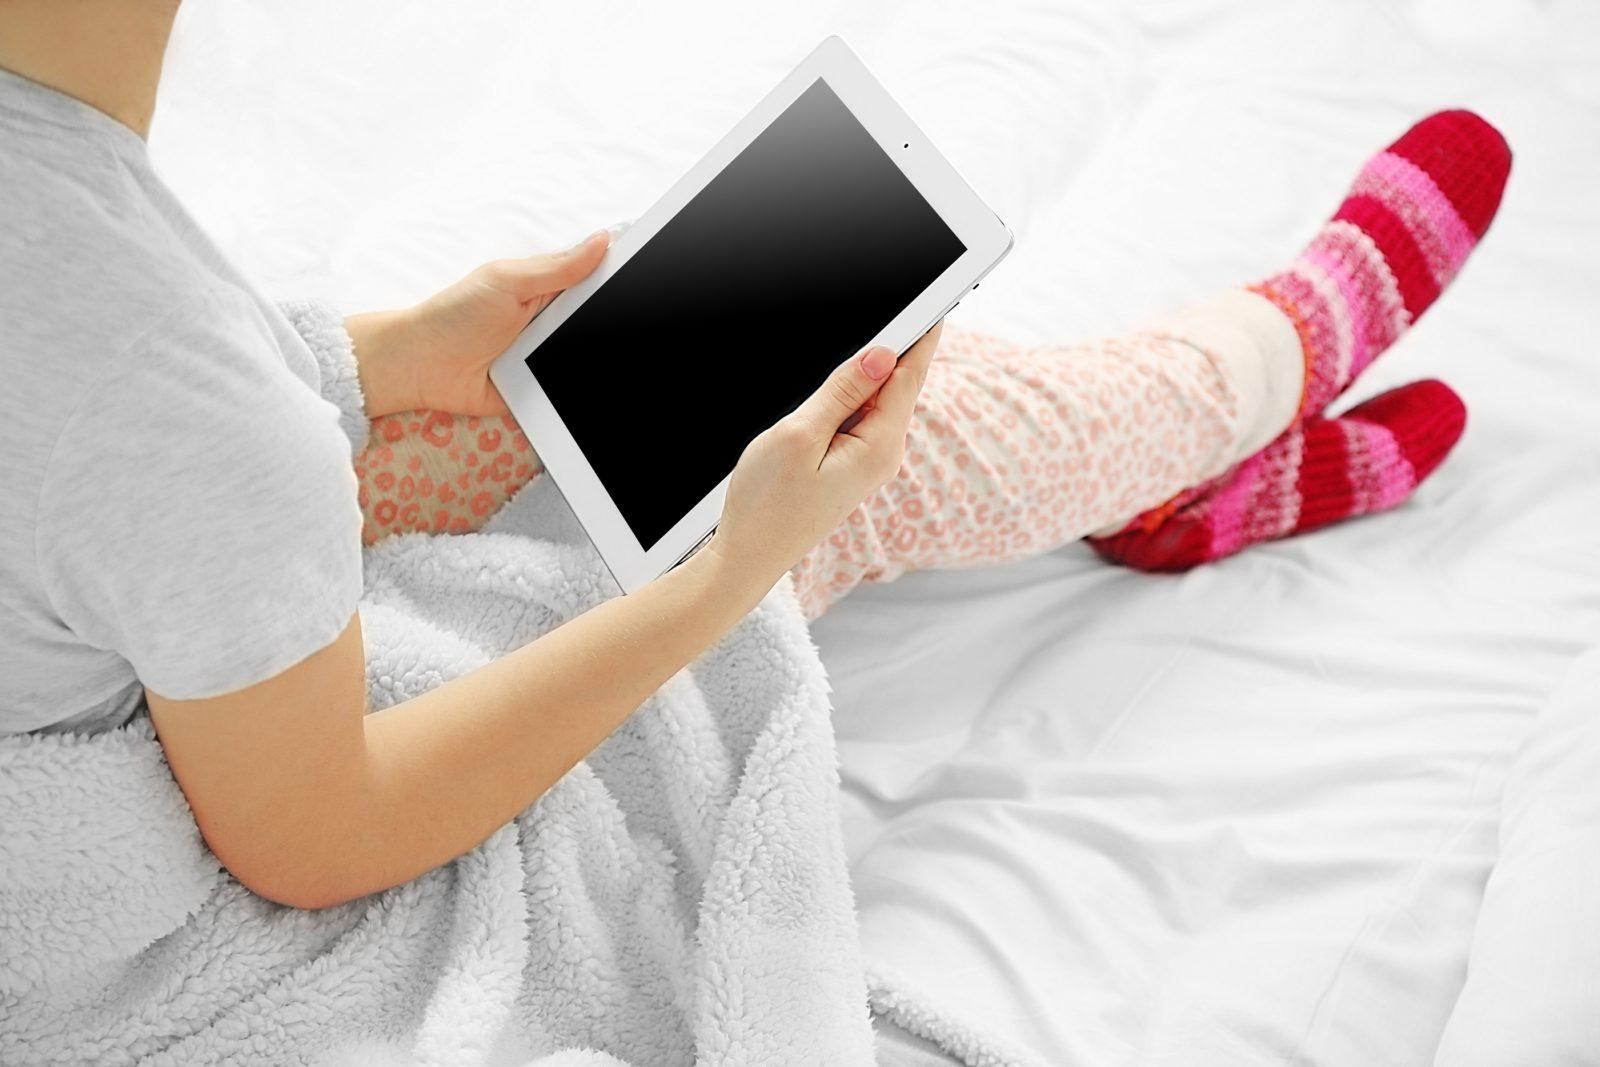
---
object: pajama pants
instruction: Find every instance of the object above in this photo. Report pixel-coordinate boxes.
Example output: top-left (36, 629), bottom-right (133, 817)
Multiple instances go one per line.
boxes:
top-left (355, 306), bottom-right (1282, 616)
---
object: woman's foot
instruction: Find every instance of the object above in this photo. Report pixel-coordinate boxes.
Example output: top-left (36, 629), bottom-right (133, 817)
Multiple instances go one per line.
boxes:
top-left (1090, 380), bottom-right (1466, 571)
top-left (1254, 109), bottom-right (1512, 419)
top-left (1092, 110), bottom-right (1510, 571)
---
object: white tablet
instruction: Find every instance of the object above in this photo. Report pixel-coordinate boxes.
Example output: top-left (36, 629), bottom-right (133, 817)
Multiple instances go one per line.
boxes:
top-left (489, 35), bottom-right (1012, 593)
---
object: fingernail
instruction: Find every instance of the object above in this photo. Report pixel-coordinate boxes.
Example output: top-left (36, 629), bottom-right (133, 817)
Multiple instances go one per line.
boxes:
top-left (604, 220), bottom-right (632, 243)
top-left (567, 229), bottom-right (608, 254)
top-left (859, 346), bottom-right (895, 380)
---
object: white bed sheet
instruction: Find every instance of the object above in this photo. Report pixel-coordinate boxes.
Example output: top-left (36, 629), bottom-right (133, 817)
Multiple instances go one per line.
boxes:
top-left (153, 2), bottom-right (1600, 1063)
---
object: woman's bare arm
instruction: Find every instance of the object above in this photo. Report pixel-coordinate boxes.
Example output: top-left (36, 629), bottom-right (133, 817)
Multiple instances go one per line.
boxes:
top-left (148, 545), bottom-right (769, 909)
top-left (148, 325), bottom-right (941, 909)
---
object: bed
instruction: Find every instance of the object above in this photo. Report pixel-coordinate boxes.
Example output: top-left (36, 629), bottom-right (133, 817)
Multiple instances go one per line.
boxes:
top-left (153, 1), bottom-right (1600, 1062)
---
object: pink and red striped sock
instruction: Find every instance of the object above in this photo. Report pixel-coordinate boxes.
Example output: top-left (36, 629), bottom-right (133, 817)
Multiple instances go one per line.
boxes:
top-left (1259, 109), bottom-right (1511, 418)
top-left (1092, 110), bottom-right (1510, 571)
top-left (1090, 380), bottom-right (1467, 571)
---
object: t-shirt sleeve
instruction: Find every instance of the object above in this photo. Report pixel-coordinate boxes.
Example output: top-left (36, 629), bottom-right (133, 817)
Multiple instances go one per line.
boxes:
top-left (36, 289), bottom-right (365, 700)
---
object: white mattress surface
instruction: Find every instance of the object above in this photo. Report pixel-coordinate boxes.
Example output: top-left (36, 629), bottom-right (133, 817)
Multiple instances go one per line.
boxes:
top-left (154, 2), bottom-right (1600, 1063)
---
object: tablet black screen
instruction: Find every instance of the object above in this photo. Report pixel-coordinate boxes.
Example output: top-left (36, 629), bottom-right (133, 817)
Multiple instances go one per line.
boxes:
top-left (527, 77), bottom-right (966, 551)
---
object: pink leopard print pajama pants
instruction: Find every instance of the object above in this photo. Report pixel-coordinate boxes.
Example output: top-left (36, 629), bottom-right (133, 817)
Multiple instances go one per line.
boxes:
top-left (355, 321), bottom-right (1246, 618)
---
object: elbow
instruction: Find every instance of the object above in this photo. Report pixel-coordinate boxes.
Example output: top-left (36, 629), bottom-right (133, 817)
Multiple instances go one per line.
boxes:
top-left (205, 833), bottom-right (370, 911)
top-left (222, 856), bottom-right (356, 910)
top-left (231, 864), bottom-right (366, 911)
top-left (245, 877), bottom-right (360, 912)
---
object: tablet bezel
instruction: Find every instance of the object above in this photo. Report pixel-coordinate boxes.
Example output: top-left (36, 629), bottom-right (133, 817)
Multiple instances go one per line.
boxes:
top-left (489, 35), bottom-right (1012, 593)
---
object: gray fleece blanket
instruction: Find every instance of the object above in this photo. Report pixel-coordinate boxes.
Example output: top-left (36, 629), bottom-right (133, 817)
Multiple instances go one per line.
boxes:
top-left (0, 479), bottom-right (874, 1066)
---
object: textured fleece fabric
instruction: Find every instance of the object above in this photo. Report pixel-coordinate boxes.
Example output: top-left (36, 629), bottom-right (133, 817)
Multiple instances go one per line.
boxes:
top-left (0, 473), bottom-right (1040, 1066)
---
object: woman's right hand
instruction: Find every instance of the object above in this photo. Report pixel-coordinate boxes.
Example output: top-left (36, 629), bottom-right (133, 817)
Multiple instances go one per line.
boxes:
top-left (708, 321), bottom-right (944, 589)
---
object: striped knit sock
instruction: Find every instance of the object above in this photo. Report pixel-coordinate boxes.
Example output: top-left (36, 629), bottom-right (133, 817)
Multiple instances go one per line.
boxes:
top-left (1256, 109), bottom-right (1512, 418)
top-left (1091, 380), bottom-right (1466, 572)
top-left (1091, 110), bottom-right (1509, 571)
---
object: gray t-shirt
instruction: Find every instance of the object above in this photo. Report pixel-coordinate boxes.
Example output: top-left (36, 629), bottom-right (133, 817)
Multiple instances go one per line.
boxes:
top-left (0, 68), bottom-right (367, 735)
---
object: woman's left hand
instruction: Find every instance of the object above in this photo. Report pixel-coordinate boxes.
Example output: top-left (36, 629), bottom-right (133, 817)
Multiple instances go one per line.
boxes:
top-left (346, 229), bottom-right (611, 417)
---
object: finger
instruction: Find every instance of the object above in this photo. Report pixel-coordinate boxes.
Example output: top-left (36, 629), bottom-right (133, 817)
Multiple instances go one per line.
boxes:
top-left (793, 342), bottom-right (899, 438)
top-left (480, 230), bottom-right (610, 304)
top-left (847, 321), bottom-right (943, 446)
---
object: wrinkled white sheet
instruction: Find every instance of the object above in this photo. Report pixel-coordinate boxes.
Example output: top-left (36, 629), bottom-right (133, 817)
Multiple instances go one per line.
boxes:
top-left (154, 1), bottom-right (1600, 1063)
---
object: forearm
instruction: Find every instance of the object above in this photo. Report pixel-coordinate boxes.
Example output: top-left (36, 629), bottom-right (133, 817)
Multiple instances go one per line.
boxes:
top-left (247, 544), bottom-right (773, 908)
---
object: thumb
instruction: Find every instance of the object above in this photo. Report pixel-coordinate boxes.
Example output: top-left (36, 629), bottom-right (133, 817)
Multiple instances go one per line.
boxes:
top-left (794, 345), bottom-right (898, 434)
top-left (478, 230), bottom-right (610, 303)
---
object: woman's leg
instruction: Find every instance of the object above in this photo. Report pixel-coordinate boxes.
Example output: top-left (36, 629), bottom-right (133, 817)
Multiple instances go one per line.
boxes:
top-left (353, 294), bottom-right (1294, 578)
top-left (351, 295), bottom-right (1288, 567)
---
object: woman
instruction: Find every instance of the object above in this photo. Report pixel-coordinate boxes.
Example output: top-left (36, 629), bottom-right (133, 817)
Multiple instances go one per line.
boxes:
top-left (0, 0), bottom-right (1507, 927)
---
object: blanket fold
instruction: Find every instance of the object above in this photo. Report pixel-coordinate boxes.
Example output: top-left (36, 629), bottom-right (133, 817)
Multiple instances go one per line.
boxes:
top-left (0, 479), bottom-right (873, 1066)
